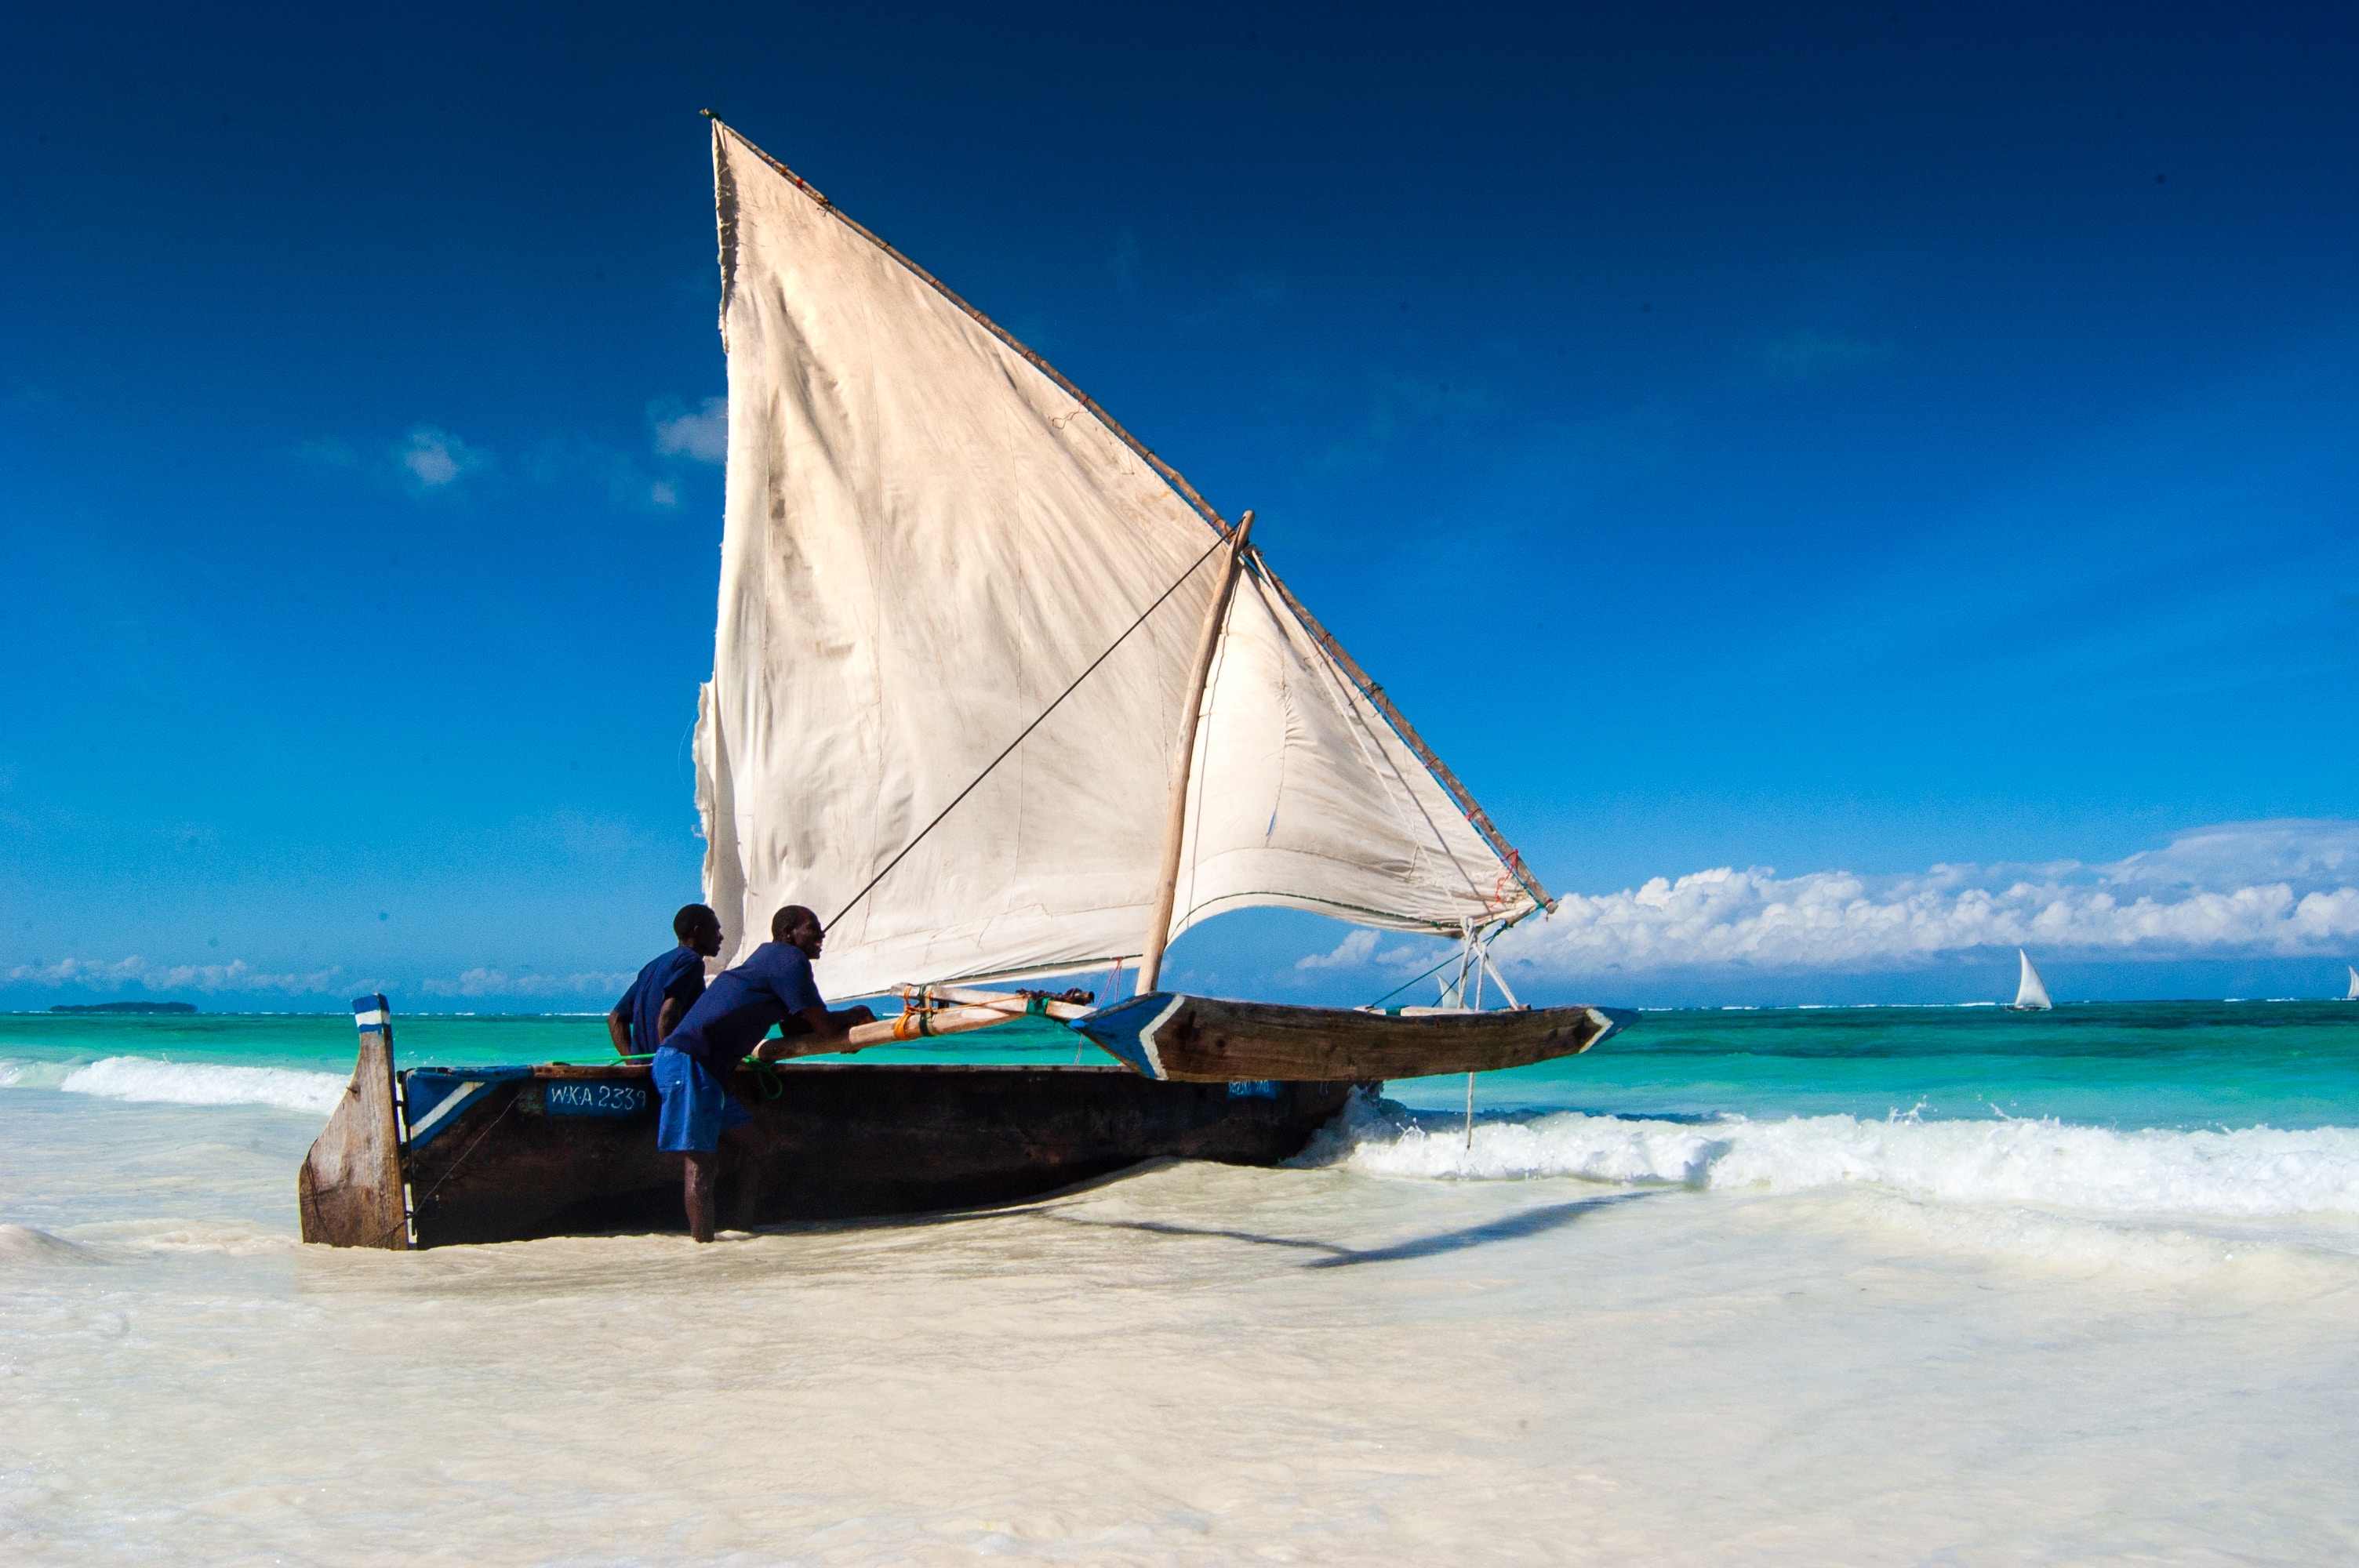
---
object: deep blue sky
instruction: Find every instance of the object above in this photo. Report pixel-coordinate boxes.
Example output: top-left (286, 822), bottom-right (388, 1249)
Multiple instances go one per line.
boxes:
top-left (5, 3), bottom-right (2357, 1009)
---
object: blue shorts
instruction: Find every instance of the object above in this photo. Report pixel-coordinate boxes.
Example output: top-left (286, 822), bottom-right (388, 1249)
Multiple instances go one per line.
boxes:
top-left (652, 1046), bottom-right (751, 1152)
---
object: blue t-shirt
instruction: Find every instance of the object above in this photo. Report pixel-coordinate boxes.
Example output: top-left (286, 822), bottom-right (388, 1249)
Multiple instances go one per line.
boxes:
top-left (619, 946), bottom-right (707, 1055)
top-left (662, 942), bottom-right (827, 1076)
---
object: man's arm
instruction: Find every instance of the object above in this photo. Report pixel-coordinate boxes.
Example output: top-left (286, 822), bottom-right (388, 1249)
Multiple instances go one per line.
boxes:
top-left (796, 1003), bottom-right (878, 1039)
top-left (606, 1001), bottom-right (633, 1058)
top-left (752, 1004), bottom-right (877, 1062)
top-left (653, 971), bottom-right (706, 1047)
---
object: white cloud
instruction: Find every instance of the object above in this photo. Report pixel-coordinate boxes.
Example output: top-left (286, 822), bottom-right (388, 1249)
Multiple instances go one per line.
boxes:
top-left (422, 968), bottom-right (634, 1000)
top-left (5, 956), bottom-right (347, 994)
top-left (1502, 819), bottom-right (2359, 976)
top-left (1296, 928), bottom-right (1379, 970)
top-left (397, 425), bottom-right (491, 488)
top-left (1296, 931), bottom-right (1447, 975)
top-left (652, 396), bottom-right (727, 464)
top-left (520, 434), bottom-right (679, 511)
top-left (301, 426), bottom-right (491, 494)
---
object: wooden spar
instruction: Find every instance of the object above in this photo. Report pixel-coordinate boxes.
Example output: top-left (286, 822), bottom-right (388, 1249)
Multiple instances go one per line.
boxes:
top-left (748, 983), bottom-right (1099, 1062)
top-left (754, 995), bottom-right (1078, 1061)
top-left (1252, 560), bottom-right (1555, 913)
top-left (1135, 510), bottom-right (1256, 996)
top-left (910, 982), bottom-right (1093, 1021)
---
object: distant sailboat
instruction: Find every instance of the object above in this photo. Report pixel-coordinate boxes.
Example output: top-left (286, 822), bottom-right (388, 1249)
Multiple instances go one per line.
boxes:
top-left (2010, 949), bottom-right (2054, 1011)
top-left (2346, 964), bottom-right (2358, 1002)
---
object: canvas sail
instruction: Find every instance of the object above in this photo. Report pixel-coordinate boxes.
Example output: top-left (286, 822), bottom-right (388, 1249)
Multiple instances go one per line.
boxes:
top-left (2013, 949), bottom-right (2053, 1011)
top-left (2346, 964), bottom-right (2358, 1001)
top-left (692, 120), bottom-right (1544, 997)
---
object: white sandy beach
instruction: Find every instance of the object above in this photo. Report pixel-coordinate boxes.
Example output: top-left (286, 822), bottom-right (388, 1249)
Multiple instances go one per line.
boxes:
top-left (5, 1085), bottom-right (2356, 1565)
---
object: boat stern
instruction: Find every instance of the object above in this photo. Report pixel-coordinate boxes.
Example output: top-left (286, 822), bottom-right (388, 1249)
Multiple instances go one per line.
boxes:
top-left (296, 995), bottom-right (411, 1248)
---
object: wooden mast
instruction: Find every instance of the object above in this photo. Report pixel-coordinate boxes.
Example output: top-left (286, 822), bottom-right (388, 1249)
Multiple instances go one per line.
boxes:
top-left (1135, 510), bottom-right (1255, 996)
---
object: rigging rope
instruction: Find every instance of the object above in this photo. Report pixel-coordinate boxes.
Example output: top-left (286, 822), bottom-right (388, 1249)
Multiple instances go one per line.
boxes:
top-left (380, 1091), bottom-right (522, 1245)
top-left (825, 531), bottom-right (1234, 933)
top-left (1363, 946), bottom-right (1463, 1010)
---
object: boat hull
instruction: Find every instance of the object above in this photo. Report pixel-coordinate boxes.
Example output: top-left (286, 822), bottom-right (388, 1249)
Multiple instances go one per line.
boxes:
top-left (307, 1060), bottom-right (1358, 1249)
top-left (1079, 994), bottom-right (1634, 1081)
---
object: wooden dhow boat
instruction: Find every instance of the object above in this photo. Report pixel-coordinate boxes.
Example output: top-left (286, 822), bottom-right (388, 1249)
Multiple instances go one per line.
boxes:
top-left (300, 115), bottom-right (1631, 1248)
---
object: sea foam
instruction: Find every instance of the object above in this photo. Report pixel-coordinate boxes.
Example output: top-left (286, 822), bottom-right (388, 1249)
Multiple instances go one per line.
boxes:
top-left (53, 1057), bottom-right (347, 1114)
top-left (1297, 1094), bottom-right (2359, 1219)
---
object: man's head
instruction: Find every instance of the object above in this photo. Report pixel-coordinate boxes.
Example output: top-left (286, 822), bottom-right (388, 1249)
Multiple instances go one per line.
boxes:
top-left (674, 903), bottom-right (725, 958)
top-left (771, 904), bottom-right (823, 957)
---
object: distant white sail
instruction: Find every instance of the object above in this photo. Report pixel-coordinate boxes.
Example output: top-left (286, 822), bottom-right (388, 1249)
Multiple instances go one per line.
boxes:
top-left (692, 122), bottom-right (1545, 997)
top-left (2012, 949), bottom-right (2053, 1011)
top-left (2346, 964), bottom-right (2358, 1002)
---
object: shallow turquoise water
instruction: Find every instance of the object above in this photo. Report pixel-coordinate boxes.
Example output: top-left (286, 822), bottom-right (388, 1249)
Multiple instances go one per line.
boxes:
top-left (6, 1000), bottom-right (2355, 1131)
top-left (1418, 1000), bottom-right (2359, 1130)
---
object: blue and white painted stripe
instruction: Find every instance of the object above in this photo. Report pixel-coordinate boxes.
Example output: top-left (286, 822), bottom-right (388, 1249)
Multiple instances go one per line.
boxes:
top-left (352, 994), bottom-right (391, 1033)
top-left (1074, 992), bottom-right (1183, 1080)
top-left (402, 1067), bottom-right (535, 1149)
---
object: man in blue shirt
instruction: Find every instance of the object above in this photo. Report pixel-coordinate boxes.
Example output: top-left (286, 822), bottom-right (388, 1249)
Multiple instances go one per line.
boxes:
top-left (606, 904), bottom-right (725, 1058)
top-left (656, 903), bottom-right (876, 1241)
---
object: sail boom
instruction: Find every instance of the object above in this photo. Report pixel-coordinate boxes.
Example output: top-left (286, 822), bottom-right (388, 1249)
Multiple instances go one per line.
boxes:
top-left (832, 955), bottom-right (1143, 1004)
top-left (1174, 887), bottom-right (1529, 938)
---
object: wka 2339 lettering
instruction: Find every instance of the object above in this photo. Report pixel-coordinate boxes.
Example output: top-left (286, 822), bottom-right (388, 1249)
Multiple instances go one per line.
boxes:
top-left (545, 1081), bottom-right (650, 1117)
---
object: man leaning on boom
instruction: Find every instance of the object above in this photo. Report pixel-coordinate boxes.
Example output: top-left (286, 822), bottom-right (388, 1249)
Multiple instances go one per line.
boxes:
top-left (652, 904), bottom-right (876, 1241)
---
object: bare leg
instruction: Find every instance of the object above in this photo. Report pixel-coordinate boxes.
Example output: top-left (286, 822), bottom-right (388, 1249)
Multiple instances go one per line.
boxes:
top-left (683, 1151), bottom-right (717, 1243)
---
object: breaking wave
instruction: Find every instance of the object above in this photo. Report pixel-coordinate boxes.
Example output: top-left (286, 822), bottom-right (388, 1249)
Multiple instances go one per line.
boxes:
top-left (1297, 1094), bottom-right (2359, 1219)
top-left (44, 1057), bottom-right (347, 1113)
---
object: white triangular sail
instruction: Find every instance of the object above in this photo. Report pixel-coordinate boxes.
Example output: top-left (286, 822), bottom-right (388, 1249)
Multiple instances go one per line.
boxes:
top-left (2012, 949), bottom-right (2053, 1011)
top-left (2346, 964), bottom-right (2358, 1001)
top-left (693, 122), bottom-right (1543, 998)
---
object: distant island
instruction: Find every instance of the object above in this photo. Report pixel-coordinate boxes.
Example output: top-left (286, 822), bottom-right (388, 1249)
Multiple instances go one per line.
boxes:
top-left (49, 1001), bottom-right (197, 1015)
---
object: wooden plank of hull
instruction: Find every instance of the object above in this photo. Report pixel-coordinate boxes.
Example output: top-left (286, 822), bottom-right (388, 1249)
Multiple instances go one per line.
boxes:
top-left (296, 1032), bottom-right (409, 1247)
top-left (397, 1062), bottom-right (1357, 1249)
top-left (1079, 994), bottom-right (1636, 1082)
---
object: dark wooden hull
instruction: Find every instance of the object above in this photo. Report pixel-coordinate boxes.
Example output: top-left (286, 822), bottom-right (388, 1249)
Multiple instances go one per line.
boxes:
top-left (1078, 994), bottom-right (1636, 1082)
top-left (305, 1058), bottom-right (1357, 1248)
